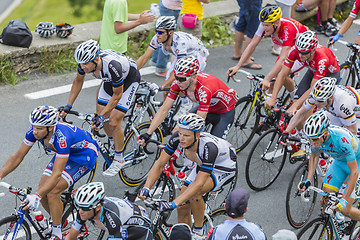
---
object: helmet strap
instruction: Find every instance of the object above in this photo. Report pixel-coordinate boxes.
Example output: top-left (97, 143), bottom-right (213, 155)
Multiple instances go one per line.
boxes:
top-left (163, 30), bottom-right (172, 44)
top-left (183, 78), bottom-right (193, 91)
top-left (91, 60), bottom-right (98, 73)
top-left (42, 127), bottom-right (51, 140)
top-left (272, 23), bottom-right (278, 34)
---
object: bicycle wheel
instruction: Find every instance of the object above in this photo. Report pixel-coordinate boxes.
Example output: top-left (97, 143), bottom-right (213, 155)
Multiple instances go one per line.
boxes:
top-left (62, 205), bottom-right (107, 240)
top-left (245, 128), bottom-right (287, 191)
top-left (226, 96), bottom-right (260, 153)
top-left (297, 217), bottom-right (333, 239)
top-left (286, 161), bottom-right (318, 229)
top-left (202, 208), bottom-right (227, 235)
top-left (339, 63), bottom-right (357, 87)
top-left (0, 215), bottom-right (31, 240)
top-left (120, 122), bottom-right (164, 186)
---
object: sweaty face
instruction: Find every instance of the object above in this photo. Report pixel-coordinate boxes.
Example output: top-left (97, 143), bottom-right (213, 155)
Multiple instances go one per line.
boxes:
top-left (32, 126), bottom-right (48, 140)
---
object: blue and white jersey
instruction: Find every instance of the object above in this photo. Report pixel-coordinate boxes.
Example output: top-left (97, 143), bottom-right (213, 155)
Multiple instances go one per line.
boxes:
top-left (311, 125), bottom-right (360, 162)
top-left (24, 122), bottom-right (98, 167)
top-left (207, 219), bottom-right (267, 240)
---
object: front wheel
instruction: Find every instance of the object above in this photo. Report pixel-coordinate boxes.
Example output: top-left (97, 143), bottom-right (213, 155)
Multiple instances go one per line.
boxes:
top-left (339, 63), bottom-right (357, 87)
top-left (245, 128), bottom-right (287, 191)
top-left (297, 217), bottom-right (333, 239)
top-left (0, 215), bottom-right (31, 240)
top-left (202, 208), bottom-right (227, 237)
top-left (286, 161), bottom-right (318, 229)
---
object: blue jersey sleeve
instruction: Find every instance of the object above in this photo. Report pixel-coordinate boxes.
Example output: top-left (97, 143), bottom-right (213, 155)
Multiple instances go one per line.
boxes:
top-left (24, 126), bottom-right (36, 146)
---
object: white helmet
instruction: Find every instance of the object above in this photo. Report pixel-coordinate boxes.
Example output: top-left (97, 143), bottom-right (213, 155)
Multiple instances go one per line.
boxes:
top-left (303, 110), bottom-right (330, 139)
top-left (29, 106), bottom-right (58, 127)
top-left (177, 113), bottom-right (205, 132)
top-left (74, 39), bottom-right (100, 64)
top-left (155, 16), bottom-right (176, 30)
top-left (74, 182), bottom-right (105, 209)
top-left (295, 31), bottom-right (318, 52)
top-left (174, 56), bottom-right (200, 77)
top-left (35, 22), bottom-right (56, 38)
top-left (310, 77), bottom-right (336, 102)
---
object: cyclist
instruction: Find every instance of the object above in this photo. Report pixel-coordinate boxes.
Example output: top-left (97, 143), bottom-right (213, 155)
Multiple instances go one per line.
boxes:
top-left (136, 16), bottom-right (209, 95)
top-left (264, 31), bottom-right (340, 113)
top-left (64, 182), bottom-right (153, 240)
top-left (138, 113), bottom-right (237, 239)
top-left (60, 39), bottom-right (140, 177)
top-left (298, 111), bottom-right (360, 222)
top-left (280, 77), bottom-right (360, 148)
top-left (0, 106), bottom-right (99, 240)
top-left (328, 0), bottom-right (360, 45)
top-left (227, 5), bottom-right (308, 98)
top-left (137, 56), bottom-right (238, 141)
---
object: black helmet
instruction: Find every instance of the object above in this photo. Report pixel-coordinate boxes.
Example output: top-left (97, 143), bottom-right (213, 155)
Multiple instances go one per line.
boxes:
top-left (259, 5), bottom-right (282, 23)
top-left (56, 22), bottom-right (74, 38)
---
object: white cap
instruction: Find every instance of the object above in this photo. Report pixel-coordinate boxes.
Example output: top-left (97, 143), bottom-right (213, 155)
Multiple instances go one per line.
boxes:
top-left (272, 229), bottom-right (297, 240)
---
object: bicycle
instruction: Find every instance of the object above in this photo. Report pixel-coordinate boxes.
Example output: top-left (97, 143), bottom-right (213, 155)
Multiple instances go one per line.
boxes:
top-left (0, 181), bottom-right (104, 240)
top-left (226, 69), bottom-right (292, 153)
top-left (297, 185), bottom-right (360, 239)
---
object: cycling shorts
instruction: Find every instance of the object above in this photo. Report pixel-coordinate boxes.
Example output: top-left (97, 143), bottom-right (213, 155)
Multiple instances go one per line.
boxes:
top-left (325, 111), bottom-right (360, 138)
top-left (294, 70), bottom-right (340, 99)
top-left (43, 155), bottom-right (95, 188)
top-left (323, 158), bottom-right (360, 198)
top-left (184, 164), bottom-right (236, 191)
top-left (190, 106), bottom-right (235, 139)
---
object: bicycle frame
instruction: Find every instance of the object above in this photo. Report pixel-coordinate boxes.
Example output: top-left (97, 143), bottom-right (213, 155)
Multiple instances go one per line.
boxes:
top-left (337, 40), bottom-right (360, 87)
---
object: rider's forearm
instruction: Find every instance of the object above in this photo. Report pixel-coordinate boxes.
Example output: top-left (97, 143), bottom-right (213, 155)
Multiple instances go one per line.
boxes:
top-left (307, 154), bottom-right (319, 182)
top-left (285, 107), bottom-right (307, 132)
top-left (146, 105), bottom-right (169, 135)
top-left (0, 154), bottom-right (23, 179)
top-left (346, 124), bottom-right (357, 136)
top-left (343, 161), bottom-right (359, 200)
top-left (67, 75), bottom-right (84, 106)
top-left (293, 88), bottom-right (311, 110)
top-left (136, 55), bottom-right (149, 70)
top-left (338, 17), bottom-right (354, 37)
top-left (264, 59), bottom-right (283, 82)
top-left (270, 70), bottom-right (287, 101)
top-left (144, 154), bottom-right (168, 189)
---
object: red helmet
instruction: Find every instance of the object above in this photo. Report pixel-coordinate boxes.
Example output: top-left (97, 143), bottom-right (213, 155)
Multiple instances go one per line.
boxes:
top-left (174, 56), bottom-right (200, 77)
top-left (295, 31), bottom-right (318, 52)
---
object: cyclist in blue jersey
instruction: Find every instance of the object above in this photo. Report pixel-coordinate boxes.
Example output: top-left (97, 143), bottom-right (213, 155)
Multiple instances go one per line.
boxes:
top-left (0, 106), bottom-right (99, 240)
top-left (298, 110), bottom-right (360, 221)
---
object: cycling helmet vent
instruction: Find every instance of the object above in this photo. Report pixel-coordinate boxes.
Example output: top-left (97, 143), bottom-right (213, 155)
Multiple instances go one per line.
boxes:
top-left (177, 113), bottom-right (205, 132)
top-left (303, 110), bottom-right (330, 139)
top-left (311, 77), bottom-right (336, 102)
top-left (35, 22), bottom-right (56, 38)
top-left (155, 16), bottom-right (176, 30)
top-left (56, 22), bottom-right (74, 38)
top-left (74, 182), bottom-right (105, 209)
top-left (74, 39), bottom-right (100, 64)
top-left (29, 106), bottom-right (58, 127)
top-left (259, 6), bottom-right (282, 23)
top-left (295, 31), bottom-right (318, 52)
top-left (174, 56), bottom-right (200, 77)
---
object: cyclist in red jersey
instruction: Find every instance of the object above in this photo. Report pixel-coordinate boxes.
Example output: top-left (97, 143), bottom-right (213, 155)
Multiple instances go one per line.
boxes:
top-left (138, 56), bottom-right (238, 144)
top-left (227, 5), bottom-right (308, 95)
top-left (264, 31), bottom-right (340, 113)
top-left (328, 0), bottom-right (360, 45)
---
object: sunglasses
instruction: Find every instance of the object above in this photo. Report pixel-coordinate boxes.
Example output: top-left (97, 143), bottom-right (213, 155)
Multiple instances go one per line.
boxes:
top-left (75, 205), bottom-right (93, 212)
top-left (156, 30), bottom-right (166, 35)
top-left (298, 50), bottom-right (311, 55)
top-left (175, 75), bottom-right (189, 82)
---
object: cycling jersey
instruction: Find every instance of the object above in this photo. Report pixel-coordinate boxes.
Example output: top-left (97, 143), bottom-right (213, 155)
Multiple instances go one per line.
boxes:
top-left (255, 18), bottom-right (308, 47)
top-left (207, 219), bottom-right (266, 240)
top-left (304, 85), bottom-right (360, 127)
top-left (284, 45), bottom-right (339, 81)
top-left (350, 0), bottom-right (360, 18)
top-left (168, 72), bottom-right (238, 114)
top-left (24, 122), bottom-right (98, 168)
top-left (73, 197), bottom-right (152, 240)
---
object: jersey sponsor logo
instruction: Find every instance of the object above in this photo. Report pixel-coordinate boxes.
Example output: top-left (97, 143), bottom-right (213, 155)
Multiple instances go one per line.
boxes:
top-left (127, 85), bottom-right (137, 106)
top-left (105, 212), bottom-right (117, 228)
top-left (175, 48), bottom-right (180, 55)
top-left (218, 172), bottom-right (231, 181)
top-left (109, 62), bottom-right (121, 78)
top-left (341, 137), bottom-right (349, 144)
top-left (126, 217), bottom-right (145, 226)
top-left (216, 92), bottom-right (231, 104)
top-left (198, 87), bottom-right (208, 103)
top-left (340, 104), bottom-right (352, 116)
top-left (283, 28), bottom-right (289, 42)
top-left (55, 129), bottom-right (67, 148)
top-left (73, 166), bottom-right (88, 181)
top-left (328, 65), bottom-right (337, 73)
top-left (327, 174), bottom-right (332, 183)
top-left (318, 59), bottom-right (326, 75)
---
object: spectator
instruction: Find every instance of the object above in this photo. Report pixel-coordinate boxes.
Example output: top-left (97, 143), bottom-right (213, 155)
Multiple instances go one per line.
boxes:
top-left (272, 229), bottom-right (297, 240)
top-left (151, 0), bottom-right (182, 77)
top-left (231, 0), bottom-right (262, 70)
top-left (206, 188), bottom-right (266, 240)
top-left (170, 223), bottom-right (192, 240)
top-left (178, 0), bottom-right (210, 39)
top-left (100, 0), bottom-right (155, 54)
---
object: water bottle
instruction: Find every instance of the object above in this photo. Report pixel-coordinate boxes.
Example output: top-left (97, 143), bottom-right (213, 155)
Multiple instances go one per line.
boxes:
top-left (289, 129), bottom-right (299, 153)
top-left (35, 213), bottom-right (48, 230)
top-left (319, 159), bottom-right (328, 174)
top-left (150, 3), bottom-right (160, 18)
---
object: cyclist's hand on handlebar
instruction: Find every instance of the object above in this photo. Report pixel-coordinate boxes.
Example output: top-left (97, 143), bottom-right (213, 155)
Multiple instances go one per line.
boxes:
top-left (328, 33), bottom-right (341, 46)
top-left (279, 131), bottom-right (289, 146)
top-left (264, 98), bottom-right (276, 110)
top-left (137, 133), bottom-right (151, 146)
top-left (298, 180), bottom-right (311, 192)
top-left (59, 104), bottom-right (72, 118)
top-left (158, 201), bottom-right (176, 212)
top-left (227, 66), bottom-right (238, 77)
top-left (149, 82), bottom-right (159, 91)
top-left (261, 79), bottom-right (271, 91)
top-left (22, 193), bottom-right (41, 211)
top-left (138, 188), bottom-right (150, 200)
top-left (334, 198), bottom-right (347, 211)
top-left (91, 114), bottom-right (105, 130)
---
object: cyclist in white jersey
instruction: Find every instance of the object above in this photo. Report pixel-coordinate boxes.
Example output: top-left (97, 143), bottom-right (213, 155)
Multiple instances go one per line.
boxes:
top-left (60, 40), bottom-right (140, 177)
top-left (138, 113), bottom-right (237, 239)
top-left (136, 16), bottom-right (209, 96)
top-left (65, 182), bottom-right (153, 240)
top-left (280, 77), bottom-right (360, 148)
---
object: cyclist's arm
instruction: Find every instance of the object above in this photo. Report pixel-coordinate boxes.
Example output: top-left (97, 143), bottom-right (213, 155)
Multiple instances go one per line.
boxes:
top-left (62, 73), bottom-right (85, 117)
top-left (299, 152), bottom-right (319, 191)
top-left (36, 156), bottom-right (68, 198)
top-left (99, 86), bottom-right (123, 117)
top-left (343, 159), bottom-right (359, 202)
top-left (289, 77), bottom-right (318, 112)
top-left (346, 124), bottom-right (357, 136)
top-left (263, 46), bottom-right (291, 83)
top-left (338, 16), bottom-right (354, 37)
top-left (115, 11), bottom-right (154, 33)
top-left (143, 150), bottom-right (172, 189)
top-left (0, 142), bottom-right (32, 179)
top-left (266, 65), bottom-right (292, 108)
top-left (136, 46), bottom-right (155, 70)
top-left (196, 110), bottom-right (208, 120)
top-left (285, 105), bottom-right (313, 133)
top-left (161, 71), bottom-right (175, 89)
top-left (64, 227), bottom-right (79, 240)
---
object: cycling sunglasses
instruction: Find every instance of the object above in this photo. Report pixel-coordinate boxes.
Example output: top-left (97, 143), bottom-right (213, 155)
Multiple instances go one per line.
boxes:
top-left (75, 205), bottom-right (93, 212)
top-left (297, 50), bottom-right (311, 55)
top-left (156, 30), bottom-right (166, 35)
top-left (175, 75), bottom-right (189, 82)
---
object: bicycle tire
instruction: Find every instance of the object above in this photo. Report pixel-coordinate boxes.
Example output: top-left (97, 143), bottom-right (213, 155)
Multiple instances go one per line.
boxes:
top-left (202, 208), bottom-right (227, 236)
top-left (297, 217), bottom-right (333, 239)
top-left (62, 204), bottom-right (106, 240)
top-left (226, 96), bottom-right (260, 153)
top-left (339, 63), bottom-right (357, 87)
top-left (119, 122), bottom-right (164, 186)
top-left (285, 161), bottom-right (318, 229)
top-left (0, 215), bottom-right (31, 240)
top-left (351, 226), bottom-right (360, 240)
top-left (245, 128), bottom-right (287, 191)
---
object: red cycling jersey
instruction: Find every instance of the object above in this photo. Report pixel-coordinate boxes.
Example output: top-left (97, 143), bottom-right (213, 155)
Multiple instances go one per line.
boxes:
top-left (284, 45), bottom-right (339, 80)
top-left (255, 18), bottom-right (308, 47)
top-left (350, 0), bottom-right (360, 18)
top-left (168, 72), bottom-right (238, 114)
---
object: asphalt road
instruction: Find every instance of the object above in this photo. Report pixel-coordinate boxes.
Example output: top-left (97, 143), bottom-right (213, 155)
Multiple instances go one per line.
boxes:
top-left (0, 0), bottom-right (13, 15)
top-left (0, 24), bottom-right (358, 238)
